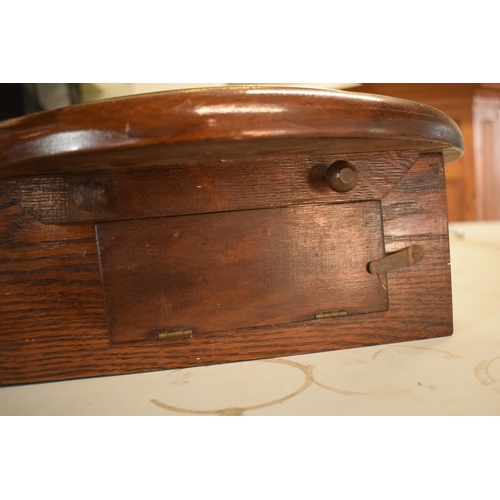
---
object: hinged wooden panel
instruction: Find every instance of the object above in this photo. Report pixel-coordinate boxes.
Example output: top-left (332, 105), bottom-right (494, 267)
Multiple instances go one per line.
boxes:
top-left (96, 202), bottom-right (388, 342)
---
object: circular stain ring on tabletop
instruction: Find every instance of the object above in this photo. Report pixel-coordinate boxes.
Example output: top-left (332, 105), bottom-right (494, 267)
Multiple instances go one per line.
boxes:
top-left (151, 359), bottom-right (313, 416)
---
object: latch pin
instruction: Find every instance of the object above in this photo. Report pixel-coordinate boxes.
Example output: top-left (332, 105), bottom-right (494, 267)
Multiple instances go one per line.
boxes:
top-left (368, 245), bottom-right (424, 274)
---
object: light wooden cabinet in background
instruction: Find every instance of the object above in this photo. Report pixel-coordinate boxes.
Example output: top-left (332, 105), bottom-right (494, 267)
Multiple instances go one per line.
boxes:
top-left (473, 95), bottom-right (500, 220)
top-left (350, 84), bottom-right (500, 221)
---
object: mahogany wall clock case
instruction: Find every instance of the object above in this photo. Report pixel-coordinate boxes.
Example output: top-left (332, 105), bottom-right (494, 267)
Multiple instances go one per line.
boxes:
top-left (0, 87), bottom-right (464, 385)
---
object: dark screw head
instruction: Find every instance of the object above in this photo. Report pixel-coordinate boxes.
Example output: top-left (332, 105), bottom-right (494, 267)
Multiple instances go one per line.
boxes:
top-left (74, 181), bottom-right (109, 212)
top-left (325, 161), bottom-right (358, 193)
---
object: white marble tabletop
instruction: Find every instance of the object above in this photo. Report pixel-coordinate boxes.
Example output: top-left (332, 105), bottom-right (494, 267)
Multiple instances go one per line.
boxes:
top-left (1, 221), bottom-right (500, 416)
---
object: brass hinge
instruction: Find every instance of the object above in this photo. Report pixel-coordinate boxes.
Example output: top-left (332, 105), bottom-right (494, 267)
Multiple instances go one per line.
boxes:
top-left (368, 245), bottom-right (424, 274)
top-left (315, 310), bottom-right (348, 320)
top-left (158, 328), bottom-right (194, 339)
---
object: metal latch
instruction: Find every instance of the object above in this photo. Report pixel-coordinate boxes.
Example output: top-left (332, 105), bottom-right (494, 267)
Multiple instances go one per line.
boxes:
top-left (368, 245), bottom-right (424, 274)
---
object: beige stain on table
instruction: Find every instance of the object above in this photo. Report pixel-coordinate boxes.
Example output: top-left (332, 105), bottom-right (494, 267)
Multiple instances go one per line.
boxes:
top-left (406, 345), bottom-right (462, 359)
top-left (150, 357), bottom-right (375, 415)
top-left (151, 359), bottom-right (314, 416)
top-left (372, 345), bottom-right (461, 360)
top-left (151, 344), bottom-right (466, 415)
top-left (311, 367), bottom-right (369, 396)
top-left (474, 357), bottom-right (500, 394)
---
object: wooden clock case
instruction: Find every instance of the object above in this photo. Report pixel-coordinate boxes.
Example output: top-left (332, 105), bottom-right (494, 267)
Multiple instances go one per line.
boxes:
top-left (0, 87), bottom-right (464, 385)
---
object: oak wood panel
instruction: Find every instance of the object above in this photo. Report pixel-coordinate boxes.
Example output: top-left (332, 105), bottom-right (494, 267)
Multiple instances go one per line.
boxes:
top-left (2, 151), bottom-right (418, 225)
top-left (97, 202), bottom-right (387, 342)
top-left (0, 150), bottom-right (412, 344)
top-left (0, 153), bottom-right (452, 385)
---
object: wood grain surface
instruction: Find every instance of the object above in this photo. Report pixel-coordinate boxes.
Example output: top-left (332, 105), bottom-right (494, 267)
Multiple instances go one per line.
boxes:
top-left (97, 202), bottom-right (387, 342)
top-left (1, 150), bottom-right (418, 225)
top-left (0, 87), bottom-right (462, 385)
top-left (0, 153), bottom-right (452, 385)
top-left (0, 86), bottom-right (463, 177)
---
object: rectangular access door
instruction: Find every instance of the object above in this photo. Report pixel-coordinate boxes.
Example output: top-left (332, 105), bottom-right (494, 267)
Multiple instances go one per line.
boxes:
top-left (97, 201), bottom-right (388, 342)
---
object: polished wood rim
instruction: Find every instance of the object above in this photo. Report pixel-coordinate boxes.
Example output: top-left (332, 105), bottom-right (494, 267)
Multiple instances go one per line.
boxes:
top-left (0, 86), bottom-right (464, 175)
